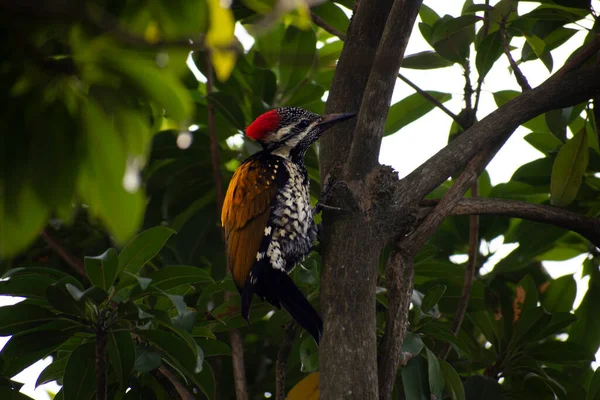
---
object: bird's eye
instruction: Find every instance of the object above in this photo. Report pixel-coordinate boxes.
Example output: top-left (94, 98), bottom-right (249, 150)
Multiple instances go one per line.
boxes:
top-left (297, 120), bottom-right (310, 130)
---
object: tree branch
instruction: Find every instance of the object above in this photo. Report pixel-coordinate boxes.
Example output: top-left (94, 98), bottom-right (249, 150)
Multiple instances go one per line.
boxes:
top-left (400, 60), bottom-right (600, 207)
top-left (276, 322), bottom-right (298, 400)
top-left (311, 8), bottom-right (465, 131)
top-left (551, 33), bottom-right (600, 81)
top-left (404, 150), bottom-right (487, 255)
top-left (345, 0), bottom-right (423, 177)
top-left (420, 197), bottom-right (600, 248)
top-left (311, 11), bottom-right (346, 41)
top-left (500, 14), bottom-right (531, 92)
top-left (42, 228), bottom-right (86, 278)
top-left (158, 366), bottom-right (196, 400)
top-left (95, 311), bottom-right (107, 400)
top-left (320, 0), bottom-right (395, 180)
top-left (377, 245), bottom-right (414, 400)
top-left (320, 2), bottom-right (422, 399)
top-left (443, 184), bottom-right (479, 360)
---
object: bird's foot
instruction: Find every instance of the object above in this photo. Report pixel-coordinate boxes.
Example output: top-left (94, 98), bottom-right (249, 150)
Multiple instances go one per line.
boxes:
top-left (314, 176), bottom-right (349, 214)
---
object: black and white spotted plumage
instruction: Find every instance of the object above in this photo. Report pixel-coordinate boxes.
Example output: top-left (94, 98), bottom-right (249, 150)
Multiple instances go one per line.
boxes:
top-left (222, 107), bottom-right (355, 344)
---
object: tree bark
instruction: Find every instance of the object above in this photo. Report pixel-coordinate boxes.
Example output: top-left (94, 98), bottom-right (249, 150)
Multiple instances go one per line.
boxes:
top-left (377, 247), bottom-right (414, 400)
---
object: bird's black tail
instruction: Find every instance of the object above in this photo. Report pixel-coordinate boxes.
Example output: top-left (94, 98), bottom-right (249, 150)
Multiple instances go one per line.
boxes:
top-left (271, 270), bottom-right (323, 345)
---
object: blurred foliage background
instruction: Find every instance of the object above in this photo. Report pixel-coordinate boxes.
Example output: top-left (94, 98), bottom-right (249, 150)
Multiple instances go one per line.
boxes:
top-left (1, 0), bottom-right (600, 399)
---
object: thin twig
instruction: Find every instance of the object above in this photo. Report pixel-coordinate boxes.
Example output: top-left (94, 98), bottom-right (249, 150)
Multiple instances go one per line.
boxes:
top-left (158, 366), bottom-right (196, 400)
top-left (276, 322), bottom-right (298, 400)
top-left (205, 52), bottom-right (249, 400)
top-left (206, 53), bottom-right (225, 212)
top-left (42, 228), bottom-right (86, 278)
top-left (499, 12), bottom-right (531, 92)
top-left (594, 96), bottom-right (600, 147)
top-left (403, 151), bottom-right (486, 255)
top-left (311, 11), bottom-right (346, 40)
top-left (398, 73), bottom-right (465, 129)
top-left (473, 0), bottom-right (491, 116)
top-left (95, 311), bottom-right (108, 400)
top-left (443, 183), bottom-right (479, 360)
top-left (463, 61), bottom-right (474, 117)
top-left (420, 197), bottom-right (600, 247)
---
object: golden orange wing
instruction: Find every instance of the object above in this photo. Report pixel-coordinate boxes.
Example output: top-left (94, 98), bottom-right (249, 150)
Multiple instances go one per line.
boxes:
top-left (221, 157), bottom-right (279, 289)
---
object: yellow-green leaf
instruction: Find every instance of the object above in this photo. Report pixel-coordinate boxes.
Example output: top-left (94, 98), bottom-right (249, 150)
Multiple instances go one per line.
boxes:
top-left (550, 129), bottom-right (588, 206)
top-left (287, 372), bottom-right (319, 400)
top-left (0, 183), bottom-right (48, 258)
top-left (524, 34), bottom-right (545, 58)
top-left (206, 0), bottom-right (236, 81)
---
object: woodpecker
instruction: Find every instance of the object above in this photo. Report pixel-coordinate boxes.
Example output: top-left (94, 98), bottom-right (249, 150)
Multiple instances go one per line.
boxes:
top-left (221, 107), bottom-right (355, 344)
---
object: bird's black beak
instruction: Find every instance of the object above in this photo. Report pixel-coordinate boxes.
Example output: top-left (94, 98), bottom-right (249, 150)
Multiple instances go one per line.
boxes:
top-left (316, 112), bottom-right (356, 130)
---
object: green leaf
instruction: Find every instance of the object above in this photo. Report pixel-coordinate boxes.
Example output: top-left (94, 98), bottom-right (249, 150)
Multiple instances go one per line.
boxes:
top-left (475, 31), bottom-right (504, 78)
top-left (147, 265), bottom-right (213, 292)
top-left (0, 303), bottom-right (57, 336)
top-left (527, 341), bottom-right (594, 365)
top-left (542, 275), bottom-right (576, 313)
top-left (63, 342), bottom-right (96, 400)
top-left (586, 367), bottom-right (600, 400)
top-left (172, 310), bottom-right (197, 332)
top-left (550, 129), bottom-right (589, 206)
top-left (511, 307), bottom-right (552, 346)
top-left (133, 346), bottom-right (162, 373)
top-left (0, 184), bottom-right (48, 259)
top-left (0, 386), bottom-right (37, 400)
top-left (134, 329), bottom-right (198, 371)
top-left (207, 92), bottom-right (246, 130)
top-left (524, 34), bottom-right (546, 59)
top-left (539, 312), bottom-right (576, 338)
top-left (279, 25), bottom-right (317, 96)
top-left (569, 278), bottom-right (600, 354)
top-left (1, 331), bottom-right (71, 377)
top-left (108, 332), bottom-right (136, 390)
top-left (135, 329), bottom-right (214, 399)
top-left (100, 48), bottom-right (192, 121)
top-left (311, 2), bottom-right (349, 36)
top-left (419, 4), bottom-right (441, 26)
top-left (463, 376), bottom-right (505, 400)
top-left (117, 226), bottom-right (176, 281)
top-left (299, 337), bottom-right (319, 372)
top-left (401, 356), bottom-right (429, 400)
top-left (192, 326), bottom-right (217, 340)
top-left (469, 311), bottom-right (504, 348)
top-left (546, 108), bottom-right (570, 140)
top-left (195, 339), bottom-right (231, 357)
top-left (430, 15), bottom-right (480, 63)
top-left (425, 347), bottom-right (444, 398)
top-left (524, 132), bottom-right (563, 154)
top-left (439, 359), bottom-right (466, 400)
top-left (0, 275), bottom-right (55, 299)
top-left (401, 332), bottom-right (424, 358)
top-left (385, 92), bottom-right (452, 135)
top-left (46, 283), bottom-right (86, 316)
top-left (421, 285), bottom-right (447, 314)
top-left (37, 356), bottom-right (68, 387)
top-left (515, 274), bottom-right (539, 316)
top-left (78, 99), bottom-right (145, 244)
top-left (85, 248), bottom-right (119, 290)
top-left (166, 294), bottom-right (188, 317)
top-left (402, 51), bottom-right (454, 70)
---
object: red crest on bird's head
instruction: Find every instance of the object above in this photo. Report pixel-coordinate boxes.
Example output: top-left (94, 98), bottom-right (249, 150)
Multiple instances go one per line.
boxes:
top-left (245, 110), bottom-right (280, 141)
